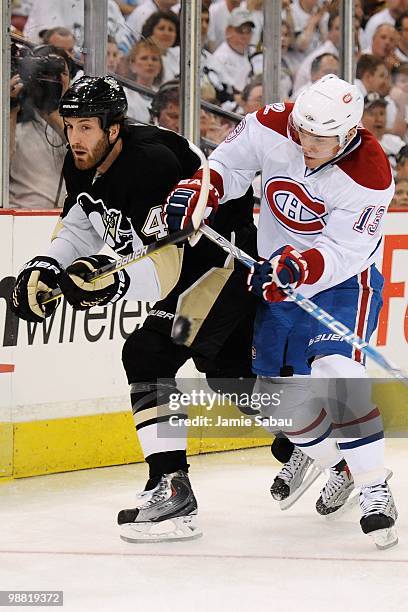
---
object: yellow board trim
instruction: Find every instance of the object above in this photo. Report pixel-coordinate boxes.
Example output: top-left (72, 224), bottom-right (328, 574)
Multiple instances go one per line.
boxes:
top-left (0, 381), bottom-right (405, 480)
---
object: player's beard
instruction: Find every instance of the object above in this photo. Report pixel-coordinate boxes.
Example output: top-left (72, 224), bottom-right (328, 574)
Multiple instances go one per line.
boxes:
top-left (72, 135), bottom-right (110, 170)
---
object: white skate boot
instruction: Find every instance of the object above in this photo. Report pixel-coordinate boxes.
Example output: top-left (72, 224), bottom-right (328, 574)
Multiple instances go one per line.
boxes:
top-left (360, 479), bottom-right (398, 550)
top-left (118, 470), bottom-right (202, 543)
top-left (315, 459), bottom-right (357, 518)
top-left (270, 447), bottom-right (322, 510)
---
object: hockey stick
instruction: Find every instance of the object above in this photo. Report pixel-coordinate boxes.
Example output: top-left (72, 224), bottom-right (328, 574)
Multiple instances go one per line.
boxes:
top-left (199, 224), bottom-right (408, 385)
top-left (38, 141), bottom-right (209, 306)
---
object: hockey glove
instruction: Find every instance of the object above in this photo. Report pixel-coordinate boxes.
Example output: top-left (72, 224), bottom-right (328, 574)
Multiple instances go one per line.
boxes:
top-left (57, 255), bottom-right (130, 310)
top-left (247, 246), bottom-right (308, 303)
top-left (10, 256), bottom-right (62, 323)
top-left (164, 177), bottom-right (220, 234)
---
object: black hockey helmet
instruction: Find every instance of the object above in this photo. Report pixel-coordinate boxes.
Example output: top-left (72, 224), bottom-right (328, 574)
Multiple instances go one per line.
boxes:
top-left (59, 75), bottom-right (127, 130)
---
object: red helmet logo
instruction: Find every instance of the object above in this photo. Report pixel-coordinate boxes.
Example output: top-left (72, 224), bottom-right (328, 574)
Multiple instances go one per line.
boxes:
top-left (343, 93), bottom-right (352, 103)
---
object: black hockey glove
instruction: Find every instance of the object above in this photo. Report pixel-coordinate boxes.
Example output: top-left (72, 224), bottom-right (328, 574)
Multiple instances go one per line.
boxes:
top-left (10, 256), bottom-right (62, 323)
top-left (57, 255), bottom-right (130, 310)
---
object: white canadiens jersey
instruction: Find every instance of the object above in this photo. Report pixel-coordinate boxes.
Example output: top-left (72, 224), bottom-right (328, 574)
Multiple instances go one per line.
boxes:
top-left (209, 103), bottom-right (395, 298)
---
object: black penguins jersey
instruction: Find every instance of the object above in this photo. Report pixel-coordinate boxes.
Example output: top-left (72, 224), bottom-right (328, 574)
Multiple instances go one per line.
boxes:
top-left (47, 124), bottom-right (201, 301)
top-left (56, 124), bottom-right (200, 255)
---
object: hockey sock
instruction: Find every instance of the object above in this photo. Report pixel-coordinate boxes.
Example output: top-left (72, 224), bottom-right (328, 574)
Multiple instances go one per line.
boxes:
top-left (271, 434), bottom-right (295, 463)
top-left (146, 450), bottom-right (190, 489)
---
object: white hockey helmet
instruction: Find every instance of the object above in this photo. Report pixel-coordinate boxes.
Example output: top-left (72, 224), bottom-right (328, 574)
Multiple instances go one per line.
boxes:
top-left (290, 74), bottom-right (364, 146)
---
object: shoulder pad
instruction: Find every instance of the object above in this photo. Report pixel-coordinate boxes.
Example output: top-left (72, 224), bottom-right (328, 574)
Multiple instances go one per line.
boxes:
top-left (255, 102), bottom-right (293, 137)
top-left (337, 129), bottom-right (393, 191)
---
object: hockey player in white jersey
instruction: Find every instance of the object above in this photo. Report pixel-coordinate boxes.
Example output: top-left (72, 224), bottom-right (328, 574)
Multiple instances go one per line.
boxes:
top-left (165, 74), bottom-right (398, 549)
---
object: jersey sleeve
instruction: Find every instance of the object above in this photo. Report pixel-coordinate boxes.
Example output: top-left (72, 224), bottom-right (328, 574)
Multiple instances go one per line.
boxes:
top-left (46, 195), bottom-right (105, 268)
top-left (208, 112), bottom-right (265, 202)
top-left (303, 169), bottom-right (394, 290)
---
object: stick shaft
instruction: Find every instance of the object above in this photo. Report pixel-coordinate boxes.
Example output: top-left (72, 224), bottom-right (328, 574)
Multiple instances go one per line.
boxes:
top-left (199, 224), bottom-right (408, 384)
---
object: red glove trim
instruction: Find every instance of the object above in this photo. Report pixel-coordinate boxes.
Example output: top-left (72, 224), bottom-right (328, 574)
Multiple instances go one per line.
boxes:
top-left (194, 168), bottom-right (224, 199)
top-left (302, 248), bottom-right (325, 284)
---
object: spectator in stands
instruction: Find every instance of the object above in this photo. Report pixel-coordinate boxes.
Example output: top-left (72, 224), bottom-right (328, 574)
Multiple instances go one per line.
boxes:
top-left (107, 35), bottom-right (121, 74)
top-left (361, 92), bottom-right (405, 172)
top-left (124, 0), bottom-right (178, 52)
top-left (9, 45), bottom-right (70, 209)
top-left (242, 0), bottom-right (264, 49)
top-left (365, 23), bottom-right (401, 72)
top-left (150, 79), bottom-right (180, 131)
top-left (364, 0), bottom-right (408, 48)
top-left (293, 11), bottom-right (341, 96)
top-left (292, 52), bottom-right (339, 99)
top-left (212, 8), bottom-right (255, 94)
top-left (291, 0), bottom-right (329, 56)
top-left (240, 75), bottom-right (263, 114)
top-left (141, 11), bottom-right (180, 82)
top-left (24, 0), bottom-right (128, 54)
top-left (250, 19), bottom-right (296, 100)
top-left (42, 27), bottom-right (76, 58)
top-left (356, 54), bottom-right (407, 136)
top-left (391, 177), bottom-right (408, 207)
top-left (200, 5), bottom-right (234, 105)
top-left (115, 0), bottom-right (139, 18)
top-left (11, 0), bottom-right (33, 34)
top-left (200, 81), bottom-right (233, 144)
top-left (126, 39), bottom-right (163, 123)
top-left (390, 62), bottom-right (408, 133)
top-left (395, 143), bottom-right (408, 178)
top-left (394, 11), bottom-right (408, 62)
top-left (207, 0), bottom-right (243, 52)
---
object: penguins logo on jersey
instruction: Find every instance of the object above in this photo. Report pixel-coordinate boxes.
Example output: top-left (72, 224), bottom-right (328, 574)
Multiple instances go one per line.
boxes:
top-left (77, 192), bottom-right (133, 254)
top-left (264, 177), bottom-right (328, 234)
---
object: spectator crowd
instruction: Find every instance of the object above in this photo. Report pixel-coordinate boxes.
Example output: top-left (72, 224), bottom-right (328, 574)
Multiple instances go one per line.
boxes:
top-left (8, 0), bottom-right (408, 209)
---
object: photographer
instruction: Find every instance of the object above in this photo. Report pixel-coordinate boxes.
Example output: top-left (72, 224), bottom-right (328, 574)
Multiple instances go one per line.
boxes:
top-left (9, 44), bottom-right (70, 209)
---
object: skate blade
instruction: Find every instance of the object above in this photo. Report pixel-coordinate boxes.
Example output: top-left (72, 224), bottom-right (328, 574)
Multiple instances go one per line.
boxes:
top-left (369, 526), bottom-right (398, 550)
top-left (324, 489), bottom-right (359, 521)
top-left (279, 466), bottom-right (323, 511)
top-left (119, 515), bottom-right (203, 543)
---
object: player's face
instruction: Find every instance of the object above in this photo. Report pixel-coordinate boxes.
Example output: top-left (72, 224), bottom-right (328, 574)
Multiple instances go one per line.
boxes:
top-left (64, 117), bottom-right (111, 170)
top-left (296, 127), bottom-right (341, 169)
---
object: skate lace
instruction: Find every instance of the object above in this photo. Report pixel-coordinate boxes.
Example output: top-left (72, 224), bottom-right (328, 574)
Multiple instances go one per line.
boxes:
top-left (360, 483), bottom-right (390, 516)
top-left (279, 449), bottom-right (305, 484)
top-left (321, 468), bottom-right (346, 503)
top-left (141, 475), bottom-right (172, 508)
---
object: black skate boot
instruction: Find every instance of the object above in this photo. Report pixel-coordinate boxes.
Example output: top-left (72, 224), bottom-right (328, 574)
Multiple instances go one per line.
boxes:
top-left (118, 470), bottom-right (202, 542)
top-left (316, 459), bottom-right (356, 517)
top-left (270, 447), bottom-right (322, 510)
top-left (360, 480), bottom-right (398, 550)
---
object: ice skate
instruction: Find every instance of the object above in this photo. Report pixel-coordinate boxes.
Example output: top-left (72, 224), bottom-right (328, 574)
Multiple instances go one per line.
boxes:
top-left (270, 447), bottom-right (322, 510)
top-left (315, 459), bottom-right (357, 518)
top-left (118, 470), bottom-right (202, 543)
top-left (360, 479), bottom-right (398, 550)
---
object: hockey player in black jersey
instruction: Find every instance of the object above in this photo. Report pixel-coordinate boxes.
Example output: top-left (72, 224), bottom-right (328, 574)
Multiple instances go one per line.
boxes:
top-left (10, 75), bottom-right (259, 542)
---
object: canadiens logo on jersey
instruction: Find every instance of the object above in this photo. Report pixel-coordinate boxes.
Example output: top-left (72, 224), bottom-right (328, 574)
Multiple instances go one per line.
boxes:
top-left (264, 177), bottom-right (328, 234)
top-left (77, 192), bottom-right (133, 254)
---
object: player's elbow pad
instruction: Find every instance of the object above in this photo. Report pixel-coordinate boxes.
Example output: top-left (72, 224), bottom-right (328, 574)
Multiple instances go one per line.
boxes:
top-left (124, 245), bottom-right (183, 302)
